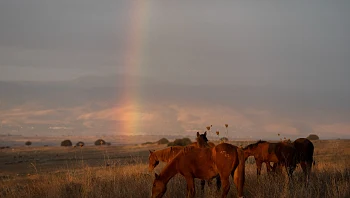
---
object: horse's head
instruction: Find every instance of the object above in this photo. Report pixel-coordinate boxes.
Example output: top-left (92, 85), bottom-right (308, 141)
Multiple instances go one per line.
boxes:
top-left (151, 173), bottom-right (167, 198)
top-left (148, 150), bottom-right (159, 172)
top-left (196, 131), bottom-right (210, 147)
top-left (243, 140), bottom-right (266, 159)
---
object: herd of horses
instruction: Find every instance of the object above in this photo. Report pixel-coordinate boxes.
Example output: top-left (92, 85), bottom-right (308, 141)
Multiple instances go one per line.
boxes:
top-left (149, 132), bottom-right (314, 198)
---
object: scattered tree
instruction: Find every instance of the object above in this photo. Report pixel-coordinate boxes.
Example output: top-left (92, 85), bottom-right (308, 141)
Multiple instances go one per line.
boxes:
top-left (76, 141), bottom-right (85, 147)
top-left (307, 134), bottom-right (320, 140)
top-left (168, 138), bottom-right (192, 146)
top-left (220, 137), bottom-right (229, 142)
top-left (157, 138), bottom-right (169, 145)
top-left (61, 140), bottom-right (73, 147)
top-left (94, 139), bottom-right (106, 146)
top-left (25, 141), bottom-right (32, 146)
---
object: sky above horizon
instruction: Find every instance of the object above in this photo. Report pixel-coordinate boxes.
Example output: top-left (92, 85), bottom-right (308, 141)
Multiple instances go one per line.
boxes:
top-left (0, 0), bottom-right (349, 139)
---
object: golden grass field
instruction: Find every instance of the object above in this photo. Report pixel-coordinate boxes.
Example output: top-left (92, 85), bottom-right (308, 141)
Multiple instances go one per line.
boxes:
top-left (0, 139), bottom-right (349, 198)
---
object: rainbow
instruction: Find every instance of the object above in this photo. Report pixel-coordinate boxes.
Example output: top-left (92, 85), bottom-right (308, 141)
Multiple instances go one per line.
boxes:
top-left (118, 0), bottom-right (151, 136)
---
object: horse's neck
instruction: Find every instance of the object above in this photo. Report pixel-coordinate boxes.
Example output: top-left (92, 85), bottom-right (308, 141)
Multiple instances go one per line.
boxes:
top-left (155, 148), bottom-right (171, 162)
top-left (159, 156), bottom-right (179, 184)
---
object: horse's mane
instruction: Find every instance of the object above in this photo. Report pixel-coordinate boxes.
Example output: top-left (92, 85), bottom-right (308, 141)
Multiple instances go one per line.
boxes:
top-left (244, 140), bottom-right (267, 150)
top-left (153, 146), bottom-right (183, 162)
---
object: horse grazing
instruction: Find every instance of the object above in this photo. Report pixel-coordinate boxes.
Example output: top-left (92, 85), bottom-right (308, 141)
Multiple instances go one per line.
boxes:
top-left (293, 138), bottom-right (314, 184)
top-left (148, 146), bottom-right (185, 172)
top-left (243, 140), bottom-right (297, 178)
top-left (148, 132), bottom-right (216, 191)
top-left (151, 143), bottom-right (245, 198)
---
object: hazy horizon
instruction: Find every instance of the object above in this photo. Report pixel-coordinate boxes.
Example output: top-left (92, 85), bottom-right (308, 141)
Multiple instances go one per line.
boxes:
top-left (1, 0), bottom-right (349, 140)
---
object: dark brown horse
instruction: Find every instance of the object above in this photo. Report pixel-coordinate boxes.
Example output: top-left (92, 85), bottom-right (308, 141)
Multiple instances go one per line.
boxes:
top-left (272, 138), bottom-right (314, 184)
top-left (151, 143), bottom-right (245, 198)
top-left (243, 140), bottom-right (297, 178)
top-left (293, 138), bottom-right (314, 183)
top-left (189, 131), bottom-right (216, 148)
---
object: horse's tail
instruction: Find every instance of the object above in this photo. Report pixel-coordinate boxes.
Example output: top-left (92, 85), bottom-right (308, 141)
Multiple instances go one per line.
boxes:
top-left (234, 147), bottom-right (245, 197)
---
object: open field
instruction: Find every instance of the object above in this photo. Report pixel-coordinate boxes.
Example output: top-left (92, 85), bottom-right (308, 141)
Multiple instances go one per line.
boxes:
top-left (0, 139), bottom-right (349, 198)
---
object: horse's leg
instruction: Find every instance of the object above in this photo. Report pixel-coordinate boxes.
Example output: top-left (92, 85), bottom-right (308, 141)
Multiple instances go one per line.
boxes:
top-left (200, 180), bottom-right (205, 192)
top-left (220, 176), bottom-right (230, 198)
top-left (300, 161), bottom-right (307, 178)
top-left (306, 160), bottom-right (312, 185)
top-left (266, 162), bottom-right (273, 173)
top-left (185, 177), bottom-right (195, 198)
top-left (256, 160), bottom-right (262, 177)
top-left (300, 161), bottom-right (311, 185)
top-left (216, 175), bottom-right (221, 191)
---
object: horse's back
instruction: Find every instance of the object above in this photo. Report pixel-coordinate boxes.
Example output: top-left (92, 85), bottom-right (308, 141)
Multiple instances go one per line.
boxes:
top-left (275, 142), bottom-right (297, 165)
top-left (293, 138), bottom-right (314, 162)
top-left (208, 142), bottom-right (216, 147)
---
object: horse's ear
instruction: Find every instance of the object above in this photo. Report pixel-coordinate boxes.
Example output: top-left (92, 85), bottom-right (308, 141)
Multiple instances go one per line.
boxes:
top-left (196, 132), bottom-right (200, 137)
top-left (149, 150), bottom-right (153, 154)
top-left (204, 131), bottom-right (207, 136)
top-left (155, 173), bottom-right (159, 179)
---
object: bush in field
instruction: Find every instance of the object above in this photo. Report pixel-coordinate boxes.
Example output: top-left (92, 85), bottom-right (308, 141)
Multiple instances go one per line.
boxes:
top-left (307, 134), bottom-right (320, 140)
top-left (94, 139), bottom-right (106, 146)
top-left (142, 142), bottom-right (153, 145)
top-left (76, 141), bottom-right (85, 147)
top-left (25, 141), bottom-right (32, 146)
top-left (61, 140), bottom-right (73, 147)
top-left (220, 137), bottom-right (229, 142)
top-left (157, 138), bottom-right (169, 145)
top-left (167, 138), bottom-right (192, 146)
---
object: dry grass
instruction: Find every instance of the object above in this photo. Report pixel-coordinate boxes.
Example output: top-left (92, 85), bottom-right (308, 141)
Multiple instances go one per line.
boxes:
top-left (0, 139), bottom-right (349, 198)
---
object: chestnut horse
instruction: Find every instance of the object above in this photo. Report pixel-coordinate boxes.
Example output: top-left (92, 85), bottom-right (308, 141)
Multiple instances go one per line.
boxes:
top-left (148, 146), bottom-right (185, 172)
top-left (151, 143), bottom-right (245, 198)
top-left (148, 132), bottom-right (217, 191)
top-left (243, 140), bottom-right (297, 178)
top-left (195, 132), bottom-right (221, 191)
top-left (148, 132), bottom-right (215, 172)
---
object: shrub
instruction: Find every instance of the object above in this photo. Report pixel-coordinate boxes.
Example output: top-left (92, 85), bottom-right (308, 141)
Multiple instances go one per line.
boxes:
top-left (307, 134), bottom-right (320, 140)
top-left (157, 138), bottom-right (169, 145)
top-left (142, 142), bottom-right (153, 145)
top-left (220, 137), bottom-right (229, 142)
top-left (76, 141), bottom-right (85, 147)
top-left (25, 141), bottom-right (32, 146)
top-left (167, 138), bottom-right (192, 146)
top-left (61, 140), bottom-right (73, 147)
top-left (94, 139), bottom-right (106, 146)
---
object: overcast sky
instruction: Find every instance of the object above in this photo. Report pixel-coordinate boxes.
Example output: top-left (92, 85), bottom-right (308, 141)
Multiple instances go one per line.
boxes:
top-left (0, 0), bottom-right (349, 139)
top-left (1, 0), bottom-right (349, 86)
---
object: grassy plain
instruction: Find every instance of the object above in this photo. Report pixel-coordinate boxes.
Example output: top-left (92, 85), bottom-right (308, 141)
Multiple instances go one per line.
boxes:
top-left (0, 139), bottom-right (349, 198)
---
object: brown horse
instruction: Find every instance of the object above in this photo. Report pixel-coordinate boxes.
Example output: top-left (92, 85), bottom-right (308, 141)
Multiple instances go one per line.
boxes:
top-left (243, 140), bottom-right (297, 178)
top-left (151, 143), bottom-right (245, 198)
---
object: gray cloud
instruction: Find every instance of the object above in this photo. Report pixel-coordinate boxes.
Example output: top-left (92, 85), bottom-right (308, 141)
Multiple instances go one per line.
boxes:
top-left (0, 1), bottom-right (349, 138)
